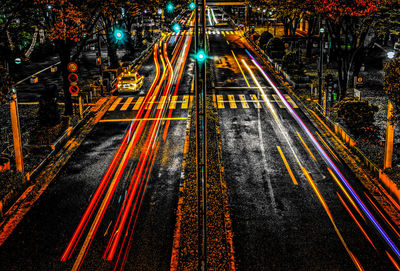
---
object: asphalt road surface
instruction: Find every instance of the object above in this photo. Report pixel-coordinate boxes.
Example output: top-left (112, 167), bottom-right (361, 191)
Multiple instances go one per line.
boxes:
top-left (2, 11), bottom-right (400, 271)
top-left (209, 25), bottom-right (400, 270)
top-left (0, 17), bottom-right (194, 270)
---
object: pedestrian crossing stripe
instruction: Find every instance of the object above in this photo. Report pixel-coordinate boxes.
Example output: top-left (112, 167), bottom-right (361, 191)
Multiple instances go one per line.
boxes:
top-left (109, 97), bottom-right (123, 111)
top-left (169, 95), bottom-right (178, 109)
top-left (239, 94), bottom-right (249, 108)
top-left (133, 96), bottom-right (144, 110)
top-left (217, 95), bottom-right (224, 108)
top-left (107, 94), bottom-right (299, 111)
top-left (228, 95), bottom-right (237, 109)
top-left (158, 96), bottom-right (167, 109)
top-left (146, 96), bottom-right (156, 109)
top-left (121, 97), bottom-right (133, 111)
top-left (251, 94), bottom-right (262, 108)
top-left (212, 30), bottom-right (238, 35)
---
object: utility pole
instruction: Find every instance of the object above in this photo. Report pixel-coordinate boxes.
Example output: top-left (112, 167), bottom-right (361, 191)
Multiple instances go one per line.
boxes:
top-left (97, 27), bottom-right (103, 95)
top-left (10, 87), bottom-right (24, 172)
top-left (195, 0), bottom-right (207, 269)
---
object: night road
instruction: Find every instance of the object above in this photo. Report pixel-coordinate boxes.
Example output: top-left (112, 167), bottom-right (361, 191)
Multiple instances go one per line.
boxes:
top-left (209, 25), bottom-right (400, 270)
top-left (0, 14), bottom-right (195, 271)
top-left (2, 4), bottom-right (400, 271)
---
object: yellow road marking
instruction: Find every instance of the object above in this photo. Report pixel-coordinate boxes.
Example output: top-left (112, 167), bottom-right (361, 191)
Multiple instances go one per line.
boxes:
top-left (231, 50), bottom-right (250, 87)
top-left (213, 94), bottom-right (217, 108)
top-left (108, 97), bottom-right (122, 111)
top-left (327, 167), bottom-right (365, 221)
top-left (19, 102), bottom-right (38, 105)
top-left (272, 94), bottom-right (285, 108)
top-left (215, 86), bottom-right (267, 89)
top-left (228, 95), bottom-right (237, 109)
top-left (133, 96), bottom-right (144, 110)
top-left (302, 167), bottom-right (364, 271)
top-left (189, 95), bottom-right (194, 109)
top-left (146, 96), bottom-right (156, 109)
top-left (239, 94), bottom-right (249, 108)
top-left (296, 131), bottom-right (317, 161)
top-left (158, 96), bottom-right (167, 109)
top-left (182, 95), bottom-right (189, 109)
top-left (277, 146), bottom-right (298, 185)
top-left (99, 117), bottom-right (187, 122)
top-left (120, 97), bottom-right (133, 111)
top-left (169, 95), bottom-right (178, 109)
top-left (217, 95), bottom-right (225, 108)
top-left (284, 94), bottom-right (299, 108)
top-left (251, 94), bottom-right (261, 108)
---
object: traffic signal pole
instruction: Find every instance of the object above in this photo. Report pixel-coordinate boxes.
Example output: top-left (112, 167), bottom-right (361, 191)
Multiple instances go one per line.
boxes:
top-left (97, 28), bottom-right (104, 95)
top-left (195, 0), bottom-right (207, 269)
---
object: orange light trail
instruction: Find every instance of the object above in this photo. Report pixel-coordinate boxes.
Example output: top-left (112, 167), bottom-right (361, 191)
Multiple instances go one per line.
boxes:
top-left (327, 167), bottom-right (365, 221)
top-left (62, 23), bottom-right (192, 270)
top-left (337, 192), bottom-right (377, 250)
top-left (302, 168), bottom-right (364, 271)
top-left (364, 192), bottom-right (400, 240)
top-left (387, 251), bottom-right (400, 271)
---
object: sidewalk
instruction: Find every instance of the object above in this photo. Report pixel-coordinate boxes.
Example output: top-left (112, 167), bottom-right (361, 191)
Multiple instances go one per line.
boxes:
top-left (0, 95), bottom-right (116, 245)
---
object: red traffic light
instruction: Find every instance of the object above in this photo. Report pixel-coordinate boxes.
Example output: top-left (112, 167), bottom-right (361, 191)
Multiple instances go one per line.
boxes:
top-left (96, 56), bottom-right (102, 66)
top-left (68, 73), bottom-right (78, 84)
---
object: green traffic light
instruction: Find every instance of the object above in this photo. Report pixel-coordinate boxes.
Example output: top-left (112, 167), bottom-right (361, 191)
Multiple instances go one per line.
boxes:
top-left (167, 2), bottom-right (174, 12)
top-left (189, 2), bottom-right (196, 10)
top-left (172, 23), bottom-right (181, 33)
top-left (114, 29), bottom-right (124, 41)
top-left (196, 50), bottom-right (207, 63)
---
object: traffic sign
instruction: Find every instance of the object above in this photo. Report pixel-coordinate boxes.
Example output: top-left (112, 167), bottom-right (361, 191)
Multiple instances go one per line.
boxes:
top-left (68, 73), bottom-right (78, 83)
top-left (67, 62), bottom-right (78, 73)
top-left (69, 85), bottom-right (79, 95)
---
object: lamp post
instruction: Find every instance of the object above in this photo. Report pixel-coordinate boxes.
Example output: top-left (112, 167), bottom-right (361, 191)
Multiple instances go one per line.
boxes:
top-left (384, 51), bottom-right (396, 169)
top-left (318, 26), bottom-right (325, 110)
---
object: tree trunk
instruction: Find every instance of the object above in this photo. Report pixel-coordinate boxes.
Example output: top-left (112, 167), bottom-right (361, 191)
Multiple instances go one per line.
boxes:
top-left (106, 41), bottom-right (119, 68)
top-left (306, 38), bottom-right (313, 58)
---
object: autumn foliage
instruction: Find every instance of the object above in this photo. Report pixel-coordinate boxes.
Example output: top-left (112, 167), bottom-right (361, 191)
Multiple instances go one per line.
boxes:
top-left (311, 0), bottom-right (383, 18)
top-left (34, 0), bottom-right (85, 42)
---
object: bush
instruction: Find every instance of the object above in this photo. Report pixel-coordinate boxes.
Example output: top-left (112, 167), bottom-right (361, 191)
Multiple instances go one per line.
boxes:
top-left (265, 38), bottom-right (285, 59)
top-left (0, 170), bottom-right (26, 203)
top-left (259, 31), bottom-right (273, 48)
top-left (282, 51), bottom-right (298, 70)
top-left (251, 32), bottom-right (260, 42)
top-left (337, 98), bottom-right (379, 141)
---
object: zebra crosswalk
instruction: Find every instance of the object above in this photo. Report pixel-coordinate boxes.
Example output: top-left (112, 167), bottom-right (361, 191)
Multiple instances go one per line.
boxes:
top-left (107, 94), bottom-right (299, 112)
top-left (207, 30), bottom-right (242, 36)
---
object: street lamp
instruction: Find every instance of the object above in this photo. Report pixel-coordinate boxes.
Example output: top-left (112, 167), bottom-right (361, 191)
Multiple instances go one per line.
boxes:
top-left (387, 51), bottom-right (396, 59)
top-left (189, 2), bottom-right (196, 10)
top-left (318, 26), bottom-right (325, 111)
top-left (384, 50), bottom-right (397, 169)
